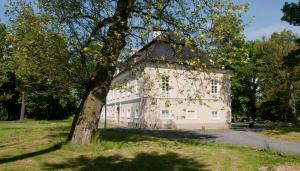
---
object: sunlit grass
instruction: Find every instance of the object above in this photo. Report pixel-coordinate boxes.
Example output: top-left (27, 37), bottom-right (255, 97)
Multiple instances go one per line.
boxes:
top-left (0, 120), bottom-right (299, 171)
top-left (261, 126), bottom-right (300, 143)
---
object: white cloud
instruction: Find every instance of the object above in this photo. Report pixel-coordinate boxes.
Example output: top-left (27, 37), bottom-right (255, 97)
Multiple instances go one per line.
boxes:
top-left (244, 23), bottom-right (300, 40)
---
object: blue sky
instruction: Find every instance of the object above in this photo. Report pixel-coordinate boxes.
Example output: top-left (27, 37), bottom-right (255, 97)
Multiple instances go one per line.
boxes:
top-left (0, 0), bottom-right (299, 40)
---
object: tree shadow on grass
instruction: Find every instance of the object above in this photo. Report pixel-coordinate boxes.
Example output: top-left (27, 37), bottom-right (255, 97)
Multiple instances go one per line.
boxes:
top-left (0, 142), bottom-right (64, 164)
top-left (99, 128), bottom-right (217, 143)
top-left (43, 151), bottom-right (209, 171)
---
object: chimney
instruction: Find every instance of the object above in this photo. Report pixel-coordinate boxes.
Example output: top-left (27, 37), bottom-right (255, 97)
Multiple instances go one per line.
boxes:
top-left (153, 30), bottom-right (162, 38)
top-left (129, 48), bottom-right (138, 56)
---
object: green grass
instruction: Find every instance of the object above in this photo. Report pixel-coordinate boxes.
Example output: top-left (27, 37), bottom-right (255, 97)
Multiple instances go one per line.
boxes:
top-left (0, 120), bottom-right (300, 171)
top-left (261, 126), bottom-right (300, 143)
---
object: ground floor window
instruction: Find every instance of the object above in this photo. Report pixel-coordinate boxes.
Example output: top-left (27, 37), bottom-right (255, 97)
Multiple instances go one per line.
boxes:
top-left (160, 110), bottom-right (171, 119)
top-left (211, 111), bottom-right (219, 119)
top-left (121, 109), bottom-right (125, 118)
top-left (127, 109), bottom-right (131, 118)
top-left (187, 110), bottom-right (197, 119)
top-left (134, 108), bottom-right (139, 119)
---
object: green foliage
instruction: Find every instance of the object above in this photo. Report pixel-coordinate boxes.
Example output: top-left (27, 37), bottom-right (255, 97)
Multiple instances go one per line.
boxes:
top-left (0, 23), bottom-right (20, 121)
top-left (256, 31), bottom-right (299, 122)
top-left (231, 41), bottom-right (258, 120)
top-left (3, 5), bottom-right (79, 120)
top-left (282, 1), bottom-right (300, 26)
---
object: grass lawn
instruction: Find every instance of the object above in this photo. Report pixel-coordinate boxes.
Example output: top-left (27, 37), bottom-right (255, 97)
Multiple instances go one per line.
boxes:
top-left (0, 120), bottom-right (300, 171)
top-left (261, 126), bottom-right (300, 143)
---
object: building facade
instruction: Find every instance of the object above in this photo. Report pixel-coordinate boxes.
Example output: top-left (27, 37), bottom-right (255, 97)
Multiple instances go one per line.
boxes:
top-left (99, 33), bottom-right (232, 129)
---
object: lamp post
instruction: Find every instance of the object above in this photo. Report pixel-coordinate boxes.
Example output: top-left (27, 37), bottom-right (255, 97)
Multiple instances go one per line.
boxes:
top-left (104, 100), bottom-right (107, 129)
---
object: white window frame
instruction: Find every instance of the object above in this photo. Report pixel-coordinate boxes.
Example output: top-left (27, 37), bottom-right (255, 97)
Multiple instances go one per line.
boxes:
top-left (211, 80), bottom-right (218, 94)
top-left (121, 109), bottom-right (125, 118)
top-left (112, 90), bottom-right (115, 100)
top-left (121, 90), bottom-right (125, 98)
top-left (161, 75), bottom-right (170, 98)
top-left (211, 111), bottom-right (220, 120)
top-left (135, 80), bottom-right (139, 94)
top-left (134, 108), bottom-right (139, 119)
top-left (127, 109), bottom-right (131, 118)
top-left (186, 110), bottom-right (197, 120)
top-left (127, 82), bottom-right (131, 96)
top-left (160, 110), bottom-right (171, 119)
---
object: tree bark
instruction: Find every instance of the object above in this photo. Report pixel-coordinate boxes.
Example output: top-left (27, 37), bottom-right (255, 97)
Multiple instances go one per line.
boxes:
top-left (287, 83), bottom-right (298, 125)
top-left (69, 0), bottom-right (134, 144)
top-left (70, 88), bottom-right (104, 144)
top-left (19, 91), bottom-right (25, 121)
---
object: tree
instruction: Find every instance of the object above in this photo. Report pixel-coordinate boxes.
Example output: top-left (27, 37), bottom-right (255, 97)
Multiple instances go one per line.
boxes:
top-left (6, 0), bottom-right (249, 144)
top-left (7, 4), bottom-right (78, 120)
top-left (255, 31), bottom-right (299, 124)
top-left (231, 41), bottom-right (259, 122)
top-left (281, 1), bottom-right (300, 124)
top-left (0, 23), bottom-right (21, 121)
top-left (282, 1), bottom-right (300, 26)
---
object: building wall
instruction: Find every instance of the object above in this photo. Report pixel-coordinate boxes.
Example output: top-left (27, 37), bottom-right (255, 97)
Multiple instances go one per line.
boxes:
top-left (100, 63), bottom-right (231, 129)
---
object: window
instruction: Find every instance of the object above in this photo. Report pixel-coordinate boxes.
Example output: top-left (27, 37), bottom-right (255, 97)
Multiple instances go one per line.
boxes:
top-left (127, 109), bottom-right (131, 118)
top-left (116, 91), bottom-right (119, 98)
top-left (121, 109), bottom-right (125, 118)
top-left (135, 80), bottom-right (139, 94)
top-left (134, 108), bottom-right (139, 118)
top-left (161, 75), bottom-right (170, 97)
top-left (211, 80), bottom-right (218, 94)
top-left (127, 82), bottom-right (131, 96)
top-left (160, 110), bottom-right (171, 119)
top-left (121, 90), bottom-right (125, 98)
top-left (211, 111), bottom-right (219, 119)
top-left (187, 110), bottom-right (197, 119)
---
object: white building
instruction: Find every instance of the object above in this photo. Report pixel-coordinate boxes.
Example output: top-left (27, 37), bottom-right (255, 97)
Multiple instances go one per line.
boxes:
top-left (100, 33), bottom-right (231, 129)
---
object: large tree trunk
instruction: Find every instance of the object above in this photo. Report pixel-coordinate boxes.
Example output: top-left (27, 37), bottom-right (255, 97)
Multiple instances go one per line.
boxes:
top-left (70, 88), bottom-right (105, 144)
top-left (68, 0), bottom-right (134, 144)
top-left (19, 92), bottom-right (25, 121)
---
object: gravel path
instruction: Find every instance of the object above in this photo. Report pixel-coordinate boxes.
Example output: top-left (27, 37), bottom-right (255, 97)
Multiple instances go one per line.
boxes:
top-left (205, 130), bottom-right (300, 154)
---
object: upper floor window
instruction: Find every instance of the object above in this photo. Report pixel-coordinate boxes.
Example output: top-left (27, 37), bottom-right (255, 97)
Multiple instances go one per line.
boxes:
top-left (127, 82), bottom-right (131, 96)
top-left (161, 75), bottom-right (170, 97)
top-left (135, 80), bottom-right (139, 94)
top-left (211, 80), bottom-right (218, 94)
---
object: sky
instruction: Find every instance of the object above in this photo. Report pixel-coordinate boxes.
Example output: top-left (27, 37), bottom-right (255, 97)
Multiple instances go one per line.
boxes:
top-left (0, 0), bottom-right (299, 41)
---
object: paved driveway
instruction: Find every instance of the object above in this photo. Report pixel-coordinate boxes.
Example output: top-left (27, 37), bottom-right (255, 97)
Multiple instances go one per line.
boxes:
top-left (205, 130), bottom-right (300, 154)
top-left (111, 125), bottom-right (300, 155)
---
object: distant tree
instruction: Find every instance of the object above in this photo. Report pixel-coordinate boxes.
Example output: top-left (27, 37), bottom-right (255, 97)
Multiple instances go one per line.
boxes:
top-left (0, 23), bottom-right (20, 121)
top-left (282, 1), bottom-right (300, 26)
top-left (281, 1), bottom-right (300, 124)
top-left (255, 31), bottom-right (299, 124)
top-left (7, 5), bottom-right (78, 120)
top-left (231, 41), bottom-right (259, 122)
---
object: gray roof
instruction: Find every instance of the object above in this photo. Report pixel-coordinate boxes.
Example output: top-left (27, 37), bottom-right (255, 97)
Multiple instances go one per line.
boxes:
top-left (118, 32), bottom-right (228, 74)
